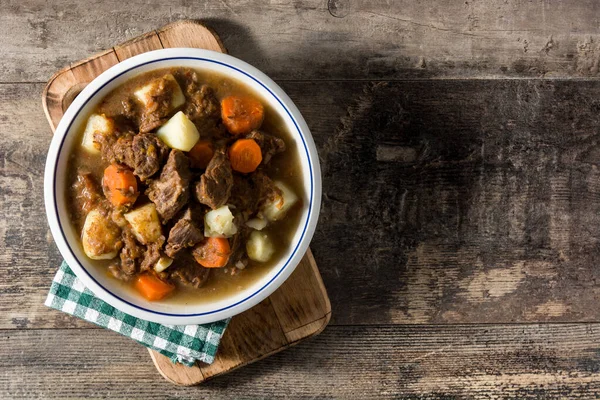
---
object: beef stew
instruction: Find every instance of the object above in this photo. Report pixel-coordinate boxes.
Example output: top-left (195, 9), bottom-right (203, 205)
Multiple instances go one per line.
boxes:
top-left (67, 67), bottom-right (304, 303)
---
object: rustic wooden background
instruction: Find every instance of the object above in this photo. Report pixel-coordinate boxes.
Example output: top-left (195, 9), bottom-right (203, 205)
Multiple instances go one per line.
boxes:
top-left (3, 0), bottom-right (600, 398)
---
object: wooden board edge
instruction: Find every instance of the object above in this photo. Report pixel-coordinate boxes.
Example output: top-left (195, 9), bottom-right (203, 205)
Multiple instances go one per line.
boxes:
top-left (148, 317), bottom-right (332, 387)
top-left (196, 313), bottom-right (331, 385)
top-left (194, 24), bottom-right (228, 54)
top-left (148, 349), bottom-right (205, 386)
top-left (41, 66), bottom-right (74, 131)
top-left (157, 19), bottom-right (228, 53)
top-left (306, 249), bottom-right (332, 315)
top-left (147, 311), bottom-right (330, 387)
top-left (114, 30), bottom-right (162, 56)
top-left (156, 19), bottom-right (205, 35)
top-left (284, 312), bottom-right (332, 343)
top-left (268, 249), bottom-right (332, 335)
top-left (69, 47), bottom-right (117, 70)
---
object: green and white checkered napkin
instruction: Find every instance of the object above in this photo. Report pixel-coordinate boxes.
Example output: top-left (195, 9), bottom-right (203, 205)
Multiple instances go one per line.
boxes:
top-left (45, 261), bottom-right (229, 366)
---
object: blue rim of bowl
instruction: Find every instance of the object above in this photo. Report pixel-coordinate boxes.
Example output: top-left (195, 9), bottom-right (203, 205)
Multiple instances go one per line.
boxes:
top-left (52, 56), bottom-right (313, 317)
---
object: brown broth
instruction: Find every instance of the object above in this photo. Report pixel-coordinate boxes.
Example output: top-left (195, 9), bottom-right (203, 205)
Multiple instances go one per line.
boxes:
top-left (66, 67), bottom-right (306, 305)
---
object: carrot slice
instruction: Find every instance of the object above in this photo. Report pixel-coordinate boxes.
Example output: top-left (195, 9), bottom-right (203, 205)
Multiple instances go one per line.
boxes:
top-left (221, 95), bottom-right (264, 135)
top-left (188, 140), bottom-right (214, 169)
top-left (228, 139), bottom-right (262, 173)
top-left (192, 237), bottom-right (231, 268)
top-left (134, 274), bottom-right (175, 301)
top-left (103, 164), bottom-right (138, 207)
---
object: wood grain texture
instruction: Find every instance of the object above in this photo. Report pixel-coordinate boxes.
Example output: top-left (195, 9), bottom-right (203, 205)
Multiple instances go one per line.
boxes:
top-left (4, 0), bottom-right (600, 395)
top-left (4, 0), bottom-right (600, 83)
top-left (7, 79), bottom-right (600, 328)
top-left (314, 79), bottom-right (600, 325)
top-left (5, 325), bottom-right (600, 399)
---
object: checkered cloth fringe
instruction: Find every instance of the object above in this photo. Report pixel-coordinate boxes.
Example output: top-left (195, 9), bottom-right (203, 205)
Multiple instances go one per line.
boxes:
top-left (45, 261), bottom-right (229, 366)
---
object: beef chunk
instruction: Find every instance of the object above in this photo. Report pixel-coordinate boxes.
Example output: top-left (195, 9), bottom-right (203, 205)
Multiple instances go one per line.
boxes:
top-left (102, 101), bottom-right (141, 133)
top-left (246, 130), bottom-right (286, 164)
top-left (98, 132), bottom-right (168, 181)
top-left (195, 118), bottom-right (228, 142)
top-left (184, 84), bottom-right (220, 123)
top-left (139, 116), bottom-right (168, 133)
top-left (226, 229), bottom-right (250, 268)
top-left (97, 132), bottom-right (135, 166)
top-left (165, 207), bottom-right (204, 257)
top-left (229, 171), bottom-right (281, 214)
top-left (175, 69), bottom-right (221, 123)
top-left (141, 76), bottom-right (177, 113)
top-left (109, 262), bottom-right (131, 281)
top-left (147, 150), bottom-right (191, 222)
top-left (72, 171), bottom-right (102, 217)
top-left (194, 150), bottom-right (233, 209)
top-left (229, 175), bottom-right (258, 213)
top-left (111, 136), bottom-right (136, 166)
top-left (114, 228), bottom-right (163, 278)
top-left (137, 75), bottom-right (180, 133)
top-left (169, 251), bottom-right (211, 288)
top-left (121, 98), bottom-right (138, 122)
top-left (119, 228), bottom-right (143, 276)
top-left (252, 171), bottom-right (282, 207)
top-left (131, 133), bottom-right (169, 181)
top-left (140, 242), bottom-right (162, 272)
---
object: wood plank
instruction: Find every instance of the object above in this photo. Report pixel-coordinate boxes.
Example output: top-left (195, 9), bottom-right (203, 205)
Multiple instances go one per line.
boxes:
top-left (8, 79), bottom-right (600, 328)
top-left (0, 83), bottom-right (84, 328)
top-left (311, 79), bottom-right (600, 325)
top-left (4, 1), bottom-right (600, 82)
top-left (5, 325), bottom-right (600, 398)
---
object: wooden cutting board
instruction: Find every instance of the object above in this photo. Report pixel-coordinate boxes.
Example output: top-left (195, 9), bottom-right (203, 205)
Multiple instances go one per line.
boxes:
top-left (41, 19), bottom-right (331, 386)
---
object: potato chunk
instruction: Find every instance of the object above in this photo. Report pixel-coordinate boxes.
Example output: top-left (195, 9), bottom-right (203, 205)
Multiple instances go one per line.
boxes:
top-left (133, 73), bottom-right (185, 112)
top-left (154, 256), bottom-right (173, 273)
top-left (156, 111), bottom-right (200, 151)
top-left (82, 209), bottom-right (122, 260)
top-left (261, 181), bottom-right (299, 222)
top-left (124, 203), bottom-right (163, 245)
top-left (81, 114), bottom-right (114, 154)
top-left (246, 217), bottom-right (267, 231)
top-left (204, 205), bottom-right (238, 238)
top-left (246, 231), bottom-right (275, 262)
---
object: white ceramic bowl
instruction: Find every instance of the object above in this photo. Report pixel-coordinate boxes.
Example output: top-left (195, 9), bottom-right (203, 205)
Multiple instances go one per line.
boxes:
top-left (44, 48), bottom-right (321, 325)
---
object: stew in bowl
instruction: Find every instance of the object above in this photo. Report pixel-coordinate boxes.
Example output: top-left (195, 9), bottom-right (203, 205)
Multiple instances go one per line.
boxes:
top-left (44, 49), bottom-right (321, 325)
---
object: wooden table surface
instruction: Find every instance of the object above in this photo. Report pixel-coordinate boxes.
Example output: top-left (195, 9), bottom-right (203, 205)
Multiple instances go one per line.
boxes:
top-left (4, 1), bottom-right (600, 398)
